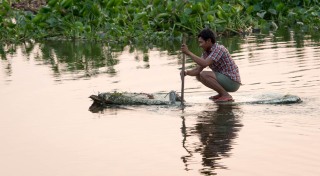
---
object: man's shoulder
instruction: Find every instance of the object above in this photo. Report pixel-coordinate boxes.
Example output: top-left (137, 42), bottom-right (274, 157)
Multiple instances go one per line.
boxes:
top-left (212, 43), bottom-right (227, 51)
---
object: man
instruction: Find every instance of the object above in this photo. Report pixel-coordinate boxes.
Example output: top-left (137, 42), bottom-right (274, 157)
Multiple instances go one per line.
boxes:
top-left (181, 28), bottom-right (241, 102)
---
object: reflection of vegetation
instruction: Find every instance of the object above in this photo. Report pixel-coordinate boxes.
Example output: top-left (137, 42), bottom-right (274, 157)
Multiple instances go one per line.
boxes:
top-left (0, 40), bottom-right (123, 79)
top-left (1, 28), bottom-right (319, 80)
top-left (36, 41), bottom-right (122, 77)
top-left (181, 105), bottom-right (243, 175)
top-left (1, 0), bottom-right (319, 43)
top-left (0, 43), bottom-right (7, 60)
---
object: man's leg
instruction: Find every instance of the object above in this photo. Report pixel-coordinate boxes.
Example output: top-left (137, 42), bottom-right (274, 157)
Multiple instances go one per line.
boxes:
top-left (196, 71), bottom-right (233, 99)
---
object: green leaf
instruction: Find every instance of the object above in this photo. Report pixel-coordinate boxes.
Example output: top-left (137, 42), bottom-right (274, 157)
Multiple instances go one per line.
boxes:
top-left (268, 8), bottom-right (277, 15)
top-left (253, 4), bottom-right (261, 12)
top-left (134, 12), bottom-right (147, 21)
top-left (207, 14), bottom-right (214, 22)
top-left (48, 0), bottom-right (59, 7)
top-left (257, 11), bottom-right (266, 19)
top-left (32, 14), bottom-right (44, 23)
top-left (233, 4), bottom-right (243, 13)
top-left (1, 0), bottom-right (10, 11)
top-left (246, 5), bottom-right (254, 14)
top-left (39, 6), bottom-right (52, 14)
top-left (155, 13), bottom-right (170, 20)
top-left (276, 3), bottom-right (285, 12)
top-left (75, 21), bottom-right (83, 27)
top-left (184, 8), bottom-right (192, 15)
top-left (215, 19), bottom-right (227, 24)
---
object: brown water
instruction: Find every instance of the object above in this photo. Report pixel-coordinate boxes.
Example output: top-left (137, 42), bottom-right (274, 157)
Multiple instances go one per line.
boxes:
top-left (1, 30), bottom-right (320, 176)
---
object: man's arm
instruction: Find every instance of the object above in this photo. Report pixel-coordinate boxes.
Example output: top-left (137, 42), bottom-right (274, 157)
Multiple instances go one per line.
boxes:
top-left (186, 66), bottom-right (204, 76)
top-left (186, 52), bottom-right (213, 67)
top-left (181, 44), bottom-right (214, 67)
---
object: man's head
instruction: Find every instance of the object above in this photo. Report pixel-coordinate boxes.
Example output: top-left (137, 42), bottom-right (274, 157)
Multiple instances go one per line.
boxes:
top-left (197, 28), bottom-right (216, 51)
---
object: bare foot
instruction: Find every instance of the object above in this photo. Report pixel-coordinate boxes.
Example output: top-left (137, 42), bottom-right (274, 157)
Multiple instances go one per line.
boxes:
top-left (214, 95), bottom-right (234, 102)
top-left (209, 94), bottom-right (221, 100)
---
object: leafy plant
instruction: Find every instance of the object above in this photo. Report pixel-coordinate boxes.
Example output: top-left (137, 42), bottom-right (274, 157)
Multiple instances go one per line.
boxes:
top-left (1, 0), bottom-right (319, 43)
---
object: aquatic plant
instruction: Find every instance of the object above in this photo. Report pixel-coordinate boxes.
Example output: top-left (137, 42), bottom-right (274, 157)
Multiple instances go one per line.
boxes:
top-left (0, 0), bottom-right (319, 43)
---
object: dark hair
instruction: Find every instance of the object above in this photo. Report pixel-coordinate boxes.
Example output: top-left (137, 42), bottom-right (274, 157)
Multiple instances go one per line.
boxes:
top-left (197, 28), bottom-right (216, 44)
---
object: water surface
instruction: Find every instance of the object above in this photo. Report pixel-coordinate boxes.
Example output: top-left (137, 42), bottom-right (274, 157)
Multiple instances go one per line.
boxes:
top-left (1, 29), bottom-right (320, 176)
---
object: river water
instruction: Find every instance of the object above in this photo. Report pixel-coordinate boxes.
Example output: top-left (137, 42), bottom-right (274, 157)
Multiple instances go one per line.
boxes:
top-left (1, 29), bottom-right (320, 176)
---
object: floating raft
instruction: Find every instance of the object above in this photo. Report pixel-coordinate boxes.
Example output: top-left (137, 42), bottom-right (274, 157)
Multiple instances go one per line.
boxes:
top-left (89, 90), bottom-right (182, 106)
top-left (89, 91), bottom-right (302, 109)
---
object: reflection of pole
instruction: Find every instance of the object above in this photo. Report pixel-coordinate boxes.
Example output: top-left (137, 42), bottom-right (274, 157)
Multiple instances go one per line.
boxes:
top-left (180, 35), bottom-right (186, 107)
top-left (181, 115), bottom-right (192, 171)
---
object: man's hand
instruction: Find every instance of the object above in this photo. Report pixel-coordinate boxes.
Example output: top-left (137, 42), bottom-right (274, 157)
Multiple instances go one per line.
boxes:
top-left (181, 44), bottom-right (190, 55)
top-left (180, 70), bottom-right (187, 79)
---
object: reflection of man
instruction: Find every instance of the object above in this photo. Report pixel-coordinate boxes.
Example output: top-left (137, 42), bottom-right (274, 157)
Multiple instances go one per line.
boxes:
top-left (181, 105), bottom-right (242, 175)
top-left (181, 28), bottom-right (241, 102)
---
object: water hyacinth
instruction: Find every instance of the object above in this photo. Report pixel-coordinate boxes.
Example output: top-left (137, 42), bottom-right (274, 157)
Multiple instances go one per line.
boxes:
top-left (0, 0), bottom-right (319, 43)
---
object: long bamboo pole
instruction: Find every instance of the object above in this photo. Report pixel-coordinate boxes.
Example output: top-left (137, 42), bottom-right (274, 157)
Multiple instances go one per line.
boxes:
top-left (181, 35), bottom-right (186, 106)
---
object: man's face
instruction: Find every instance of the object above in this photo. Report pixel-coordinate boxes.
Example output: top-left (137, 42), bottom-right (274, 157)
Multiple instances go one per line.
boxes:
top-left (198, 37), bottom-right (211, 51)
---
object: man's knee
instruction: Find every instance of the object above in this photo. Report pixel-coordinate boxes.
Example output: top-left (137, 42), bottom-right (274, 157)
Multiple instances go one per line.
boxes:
top-left (199, 71), bottom-right (207, 77)
top-left (197, 71), bottom-right (209, 81)
top-left (196, 72), bottom-right (203, 81)
top-left (198, 71), bottom-right (218, 83)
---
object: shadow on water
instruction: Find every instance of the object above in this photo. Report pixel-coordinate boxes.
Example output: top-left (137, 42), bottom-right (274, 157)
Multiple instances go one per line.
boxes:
top-left (181, 105), bottom-right (243, 175)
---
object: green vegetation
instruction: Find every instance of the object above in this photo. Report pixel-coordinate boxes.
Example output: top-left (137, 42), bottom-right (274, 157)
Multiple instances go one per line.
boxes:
top-left (0, 0), bottom-right (319, 43)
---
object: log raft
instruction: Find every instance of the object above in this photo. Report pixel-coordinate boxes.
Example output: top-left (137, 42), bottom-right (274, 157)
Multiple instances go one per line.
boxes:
top-left (89, 90), bottom-right (182, 106)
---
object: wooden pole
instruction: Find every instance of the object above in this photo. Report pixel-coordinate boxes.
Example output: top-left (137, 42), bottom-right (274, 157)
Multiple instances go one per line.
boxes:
top-left (181, 35), bottom-right (186, 106)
